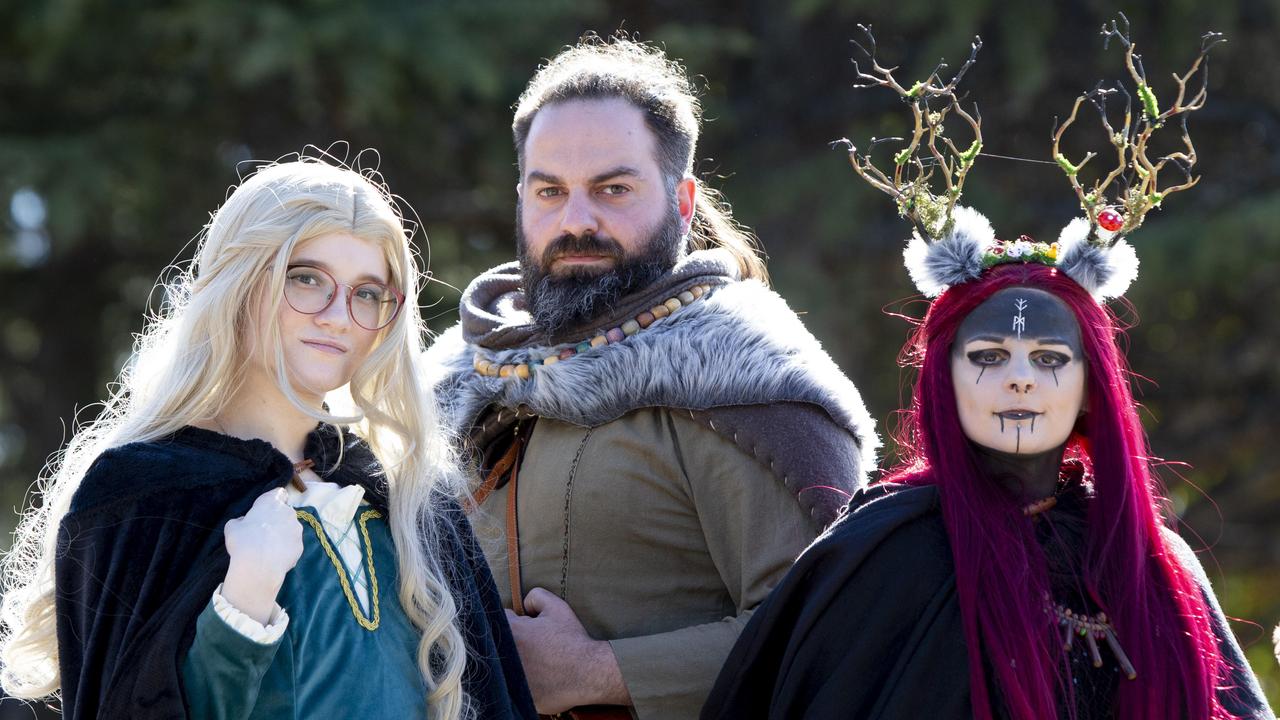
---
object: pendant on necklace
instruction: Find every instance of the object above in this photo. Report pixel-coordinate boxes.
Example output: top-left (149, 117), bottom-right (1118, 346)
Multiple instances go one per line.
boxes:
top-left (1046, 597), bottom-right (1137, 680)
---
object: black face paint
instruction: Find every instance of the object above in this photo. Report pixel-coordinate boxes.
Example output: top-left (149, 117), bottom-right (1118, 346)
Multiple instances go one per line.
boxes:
top-left (954, 287), bottom-right (1085, 492)
top-left (953, 287), bottom-right (1084, 358)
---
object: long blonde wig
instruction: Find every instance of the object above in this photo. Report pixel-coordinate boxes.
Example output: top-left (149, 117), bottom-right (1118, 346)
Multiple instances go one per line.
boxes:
top-left (0, 158), bottom-right (471, 719)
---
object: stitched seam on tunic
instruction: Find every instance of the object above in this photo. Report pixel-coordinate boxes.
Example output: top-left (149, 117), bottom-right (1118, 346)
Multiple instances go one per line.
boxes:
top-left (691, 409), bottom-right (829, 527)
top-left (560, 429), bottom-right (593, 598)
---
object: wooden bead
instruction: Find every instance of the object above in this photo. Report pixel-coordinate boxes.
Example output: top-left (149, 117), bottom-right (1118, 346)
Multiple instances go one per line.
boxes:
top-left (485, 285), bottom-right (710, 376)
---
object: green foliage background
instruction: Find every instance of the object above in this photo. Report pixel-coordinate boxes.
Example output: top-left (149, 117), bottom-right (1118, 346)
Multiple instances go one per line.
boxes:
top-left (1, 0), bottom-right (1276, 714)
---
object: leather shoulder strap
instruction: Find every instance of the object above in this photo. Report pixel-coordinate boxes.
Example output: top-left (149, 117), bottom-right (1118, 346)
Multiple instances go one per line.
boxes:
top-left (505, 445), bottom-right (525, 616)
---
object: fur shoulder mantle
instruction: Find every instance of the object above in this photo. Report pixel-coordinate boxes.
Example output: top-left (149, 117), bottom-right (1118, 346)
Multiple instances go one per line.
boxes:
top-left (425, 278), bottom-right (879, 475)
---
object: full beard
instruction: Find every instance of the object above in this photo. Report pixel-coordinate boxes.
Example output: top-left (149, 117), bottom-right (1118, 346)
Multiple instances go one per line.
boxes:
top-left (518, 209), bottom-right (683, 336)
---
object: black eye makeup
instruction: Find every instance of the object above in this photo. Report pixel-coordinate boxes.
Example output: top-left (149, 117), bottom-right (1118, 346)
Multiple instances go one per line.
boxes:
top-left (967, 348), bottom-right (1008, 366)
top-left (1031, 350), bottom-right (1072, 368)
top-left (965, 346), bottom-right (1072, 368)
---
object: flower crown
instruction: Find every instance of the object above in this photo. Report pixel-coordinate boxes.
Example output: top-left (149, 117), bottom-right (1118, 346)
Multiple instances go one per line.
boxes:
top-left (838, 15), bottom-right (1223, 300)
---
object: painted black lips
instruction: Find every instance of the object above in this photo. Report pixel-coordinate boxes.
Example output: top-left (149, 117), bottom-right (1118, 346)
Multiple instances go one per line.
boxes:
top-left (996, 410), bottom-right (1042, 420)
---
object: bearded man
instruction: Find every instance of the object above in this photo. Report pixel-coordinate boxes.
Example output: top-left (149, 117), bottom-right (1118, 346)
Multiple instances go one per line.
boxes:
top-left (427, 36), bottom-right (877, 719)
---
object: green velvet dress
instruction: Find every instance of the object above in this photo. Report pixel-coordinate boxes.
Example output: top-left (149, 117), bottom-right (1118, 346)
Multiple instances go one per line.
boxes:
top-left (182, 506), bottom-right (427, 719)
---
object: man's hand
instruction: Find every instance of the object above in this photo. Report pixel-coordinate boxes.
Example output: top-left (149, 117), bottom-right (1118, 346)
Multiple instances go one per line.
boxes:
top-left (505, 587), bottom-right (633, 714)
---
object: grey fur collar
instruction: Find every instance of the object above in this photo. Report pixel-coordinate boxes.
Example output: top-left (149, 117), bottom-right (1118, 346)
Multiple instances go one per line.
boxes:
top-left (424, 269), bottom-right (879, 471)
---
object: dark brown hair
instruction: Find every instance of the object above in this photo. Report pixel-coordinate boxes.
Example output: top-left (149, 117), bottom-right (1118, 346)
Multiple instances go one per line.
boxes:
top-left (513, 34), bottom-right (769, 284)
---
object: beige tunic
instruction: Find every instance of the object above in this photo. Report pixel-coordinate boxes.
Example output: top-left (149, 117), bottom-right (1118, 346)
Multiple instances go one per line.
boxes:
top-left (469, 407), bottom-right (818, 719)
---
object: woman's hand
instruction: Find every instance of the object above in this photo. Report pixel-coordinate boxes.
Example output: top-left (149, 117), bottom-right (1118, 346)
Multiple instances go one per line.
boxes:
top-left (220, 488), bottom-right (304, 624)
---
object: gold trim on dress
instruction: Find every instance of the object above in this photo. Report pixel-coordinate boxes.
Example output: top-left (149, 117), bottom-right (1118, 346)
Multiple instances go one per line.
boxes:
top-left (295, 508), bottom-right (383, 631)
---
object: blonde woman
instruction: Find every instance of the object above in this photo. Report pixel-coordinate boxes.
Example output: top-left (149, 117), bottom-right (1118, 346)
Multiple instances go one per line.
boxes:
top-left (0, 159), bottom-right (535, 719)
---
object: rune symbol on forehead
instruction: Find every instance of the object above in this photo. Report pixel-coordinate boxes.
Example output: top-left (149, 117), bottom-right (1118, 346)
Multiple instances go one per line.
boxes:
top-left (1013, 298), bottom-right (1028, 338)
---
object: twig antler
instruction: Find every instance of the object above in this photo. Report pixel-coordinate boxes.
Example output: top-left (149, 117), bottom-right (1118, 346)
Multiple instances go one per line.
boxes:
top-left (1052, 13), bottom-right (1225, 243)
top-left (835, 25), bottom-right (983, 241)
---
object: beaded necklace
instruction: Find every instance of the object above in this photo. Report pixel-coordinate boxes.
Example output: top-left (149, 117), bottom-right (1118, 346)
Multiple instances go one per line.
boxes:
top-left (1026, 476), bottom-right (1138, 682)
top-left (1021, 494), bottom-right (1058, 516)
top-left (472, 282), bottom-right (715, 380)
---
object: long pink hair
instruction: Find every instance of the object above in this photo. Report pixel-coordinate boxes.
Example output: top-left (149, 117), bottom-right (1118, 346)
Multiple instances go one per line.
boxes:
top-left (886, 262), bottom-right (1235, 719)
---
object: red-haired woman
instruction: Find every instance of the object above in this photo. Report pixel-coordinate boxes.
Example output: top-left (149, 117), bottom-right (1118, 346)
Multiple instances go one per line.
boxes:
top-left (702, 207), bottom-right (1274, 718)
top-left (704, 20), bottom-right (1275, 717)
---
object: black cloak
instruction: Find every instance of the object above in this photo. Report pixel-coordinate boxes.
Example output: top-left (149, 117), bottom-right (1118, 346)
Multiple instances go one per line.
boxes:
top-left (54, 425), bottom-right (536, 720)
top-left (701, 484), bottom-right (969, 719)
top-left (701, 483), bottom-right (1274, 719)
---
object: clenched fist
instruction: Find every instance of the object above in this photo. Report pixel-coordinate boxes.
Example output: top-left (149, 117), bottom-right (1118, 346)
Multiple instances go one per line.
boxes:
top-left (220, 488), bottom-right (304, 624)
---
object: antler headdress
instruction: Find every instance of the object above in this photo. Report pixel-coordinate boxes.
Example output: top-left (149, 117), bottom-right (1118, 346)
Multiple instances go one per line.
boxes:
top-left (841, 15), bottom-right (1224, 300)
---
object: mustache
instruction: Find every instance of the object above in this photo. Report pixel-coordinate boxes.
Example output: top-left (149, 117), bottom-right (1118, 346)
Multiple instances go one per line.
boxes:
top-left (541, 233), bottom-right (625, 267)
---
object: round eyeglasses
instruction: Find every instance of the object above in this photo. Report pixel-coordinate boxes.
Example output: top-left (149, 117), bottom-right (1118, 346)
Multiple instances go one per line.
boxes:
top-left (283, 264), bottom-right (405, 331)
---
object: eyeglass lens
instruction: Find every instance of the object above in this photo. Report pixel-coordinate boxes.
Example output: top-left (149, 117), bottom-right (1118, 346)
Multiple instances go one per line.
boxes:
top-left (284, 266), bottom-right (400, 330)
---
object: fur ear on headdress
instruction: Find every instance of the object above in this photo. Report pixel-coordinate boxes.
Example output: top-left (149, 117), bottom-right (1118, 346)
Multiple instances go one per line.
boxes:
top-left (1055, 217), bottom-right (1139, 300)
top-left (902, 205), bottom-right (994, 297)
top-left (1272, 623), bottom-right (1280, 666)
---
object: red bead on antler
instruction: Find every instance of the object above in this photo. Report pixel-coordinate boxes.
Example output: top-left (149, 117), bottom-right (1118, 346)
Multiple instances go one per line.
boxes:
top-left (1097, 209), bottom-right (1124, 232)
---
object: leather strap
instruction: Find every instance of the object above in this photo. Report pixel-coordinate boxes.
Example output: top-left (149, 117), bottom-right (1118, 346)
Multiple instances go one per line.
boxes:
top-left (469, 433), bottom-right (522, 509)
top-left (481, 423), bottom-right (631, 720)
top-left (468, 423), bottom-right (529, 614)
top-left (506, 433), bottom-right (525, 616)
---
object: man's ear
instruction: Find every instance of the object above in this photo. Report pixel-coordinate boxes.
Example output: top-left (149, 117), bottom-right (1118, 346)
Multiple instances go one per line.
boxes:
top-left (516, 182), bottom-right (523, 199)
top-left (676, 176), bottom-right (696, 235)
